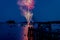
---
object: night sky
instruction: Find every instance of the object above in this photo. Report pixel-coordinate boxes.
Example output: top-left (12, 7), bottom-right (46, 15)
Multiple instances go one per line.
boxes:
top-left (0, 0), bottom-right (60, 23)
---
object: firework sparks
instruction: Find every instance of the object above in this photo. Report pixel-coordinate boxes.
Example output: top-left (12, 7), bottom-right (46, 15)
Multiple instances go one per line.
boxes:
top-left (17, 0), bottom-right (34, 23)
top-left (24, 11), bottom-right (33, 23)
top-left (17, 0), bottom-right (35, 40)
top-left (17, 0), bottom-right (34, 10)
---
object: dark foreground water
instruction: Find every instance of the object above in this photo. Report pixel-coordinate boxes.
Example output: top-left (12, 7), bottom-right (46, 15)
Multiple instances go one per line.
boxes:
top-left (0, 23), bottom-right (60, 40)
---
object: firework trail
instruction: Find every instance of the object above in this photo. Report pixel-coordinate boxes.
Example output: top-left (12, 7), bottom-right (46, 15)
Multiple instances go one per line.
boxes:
top-left (17, 0), bottom-right (34, 23)
top-left (17, 0), bottom-right (35, 40)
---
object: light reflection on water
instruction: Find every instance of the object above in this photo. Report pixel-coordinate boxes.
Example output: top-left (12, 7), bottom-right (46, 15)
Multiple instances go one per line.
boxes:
top-left (0, 23), bottom-right (60, 40)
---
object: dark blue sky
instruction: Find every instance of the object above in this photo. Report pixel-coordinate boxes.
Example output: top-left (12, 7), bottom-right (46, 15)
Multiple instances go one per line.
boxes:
top-left (0, 0), bottom-right (60, 23)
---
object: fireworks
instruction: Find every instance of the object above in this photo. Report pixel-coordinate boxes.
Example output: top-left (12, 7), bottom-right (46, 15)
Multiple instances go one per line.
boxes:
top-left (17, 0), bottom-right (34, 10)
top-left (17, 0), bottom-right (35, 40)
top-left (17, 0), bottom-right (34, 24)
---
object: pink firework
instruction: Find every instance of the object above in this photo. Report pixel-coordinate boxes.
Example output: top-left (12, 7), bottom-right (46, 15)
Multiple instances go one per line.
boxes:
top-left (17, 0), bottom-right (35, 10)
